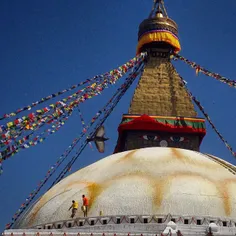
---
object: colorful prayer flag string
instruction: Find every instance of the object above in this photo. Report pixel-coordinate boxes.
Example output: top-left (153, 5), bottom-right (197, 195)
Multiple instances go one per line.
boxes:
top-left (0, 91), bottom-right (87, 149)
top-left (78, 107), bottom-right (93, 150)
top-left (78, 107), bottom-right (87, 132)
top-left (0, 162), bottom-right (3, 175)
top-left (0, 102), bottom-right (70, 140)
top-left (0, 53), bottom-right (146, 121)
top-left (7, 132), bottom-right (87, 227)
top-left (0, 53), bottom-right (147, 168)
top-left (191, 96), bottom-right (236, 157)
top-left (0, 104), bottom-right (76, 161)
top-left (174, 53), bottom-right (236, 88)
top-left (173, 66), bottom-right (236, 157)
top-left (0, 113), bottom-right (70, 163)
top-left (5, 58), bottom-right (146, 229)
top-left (0, 53), bottom-right (146, 141)
top-left (51, 61), bottom-right (145, 186)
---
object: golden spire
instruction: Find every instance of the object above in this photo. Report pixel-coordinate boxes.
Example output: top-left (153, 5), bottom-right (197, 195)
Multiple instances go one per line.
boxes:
top-left (129, 0), bottom-right (196, 117)
top-left (149, 0), bottom-right (168, 18)
top-left (137, 0), bottom-right (180, 54)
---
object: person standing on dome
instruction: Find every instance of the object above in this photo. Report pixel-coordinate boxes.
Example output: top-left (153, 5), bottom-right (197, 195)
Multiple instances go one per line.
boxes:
top-left (82, 194), bottom-right (89, 217)
top-left (68, 200), bottom-right (78, 218)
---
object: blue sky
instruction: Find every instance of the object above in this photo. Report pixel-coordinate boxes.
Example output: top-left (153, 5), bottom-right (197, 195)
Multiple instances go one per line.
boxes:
top-left (0, 0), bottom-right (236, 231)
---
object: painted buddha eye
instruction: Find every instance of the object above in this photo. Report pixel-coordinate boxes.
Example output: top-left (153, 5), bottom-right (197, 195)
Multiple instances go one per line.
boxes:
top-left (142, 135), bottom-right (159, 141)
top-left (170, 136), bottom-right (185, 142)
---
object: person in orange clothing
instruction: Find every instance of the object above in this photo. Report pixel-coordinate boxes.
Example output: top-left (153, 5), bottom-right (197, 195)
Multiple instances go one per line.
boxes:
top-left (68, 200), bottom-right (78, 218)
top-left (82, 194), bottom-right (89, 217)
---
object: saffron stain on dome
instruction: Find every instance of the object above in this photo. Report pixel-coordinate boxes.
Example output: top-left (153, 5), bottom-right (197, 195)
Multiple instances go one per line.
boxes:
top-left (27, 193), bottom-right (51, 227)
top-left (215, 181), bottom-right (231, 216)
top-left (22, 149), bottom-right (236, 227)
top-left (151, 179), bottom-right (167, 208)
top-left (26, 186), bottom-right (73, 226)
top-left (109, 171), bottom-right (167, 208)
top-left (207, 154), bottom-right (236, 174)
top-left (83, 152), bottom-right (235, 216)
top-left (171, 148), bottom-right (185, 161)
top-left (87, 183), bottom-right (104, 211)
top-left (169, 171), bottom-right (233, 216)
top-left (64, 181), bottom-right (94, 191)
top-left (170, 148), bottom-right (220, 170)
top-left (116, 150), bottom-right (137, 163)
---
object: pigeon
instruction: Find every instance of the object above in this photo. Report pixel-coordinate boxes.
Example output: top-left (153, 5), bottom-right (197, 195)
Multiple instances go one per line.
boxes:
top-left (87, 126), bottom-right (109, 153)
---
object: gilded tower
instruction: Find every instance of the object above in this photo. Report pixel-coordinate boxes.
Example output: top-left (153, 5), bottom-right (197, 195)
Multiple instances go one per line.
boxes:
top-left (115, 0), bottom-right (206, 153)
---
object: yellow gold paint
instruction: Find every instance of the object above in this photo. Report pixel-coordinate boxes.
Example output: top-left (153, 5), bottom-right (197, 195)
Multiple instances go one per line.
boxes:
top-left (122, 115), bottom-right (205, 122)
top-left (87, 183), bottom-right (104, 212)
top-left (26, 148), bottom-right (236, 225)
top-left (27, 185), bottom-right (67, 226)
top-left (64, 181), bottom-right (94, 191)
top-left (98, 169), bottom-right (235, 216)
top-left (207, 154), bottom-right (236, 174)
top-left (116, 150), bottom-right (137, 163)
top-left (167, 149), bottom-right (221, 170)
top-left (67, 171), bottom-right (168, 211)
top-left (166, 171), bottom-right (233, 216)
top-left (28, 193), bottom-right (50, 226)
top-left (109, 171), bottom-right (168, 209)
top-left (151, 178), bottom-right (167, 207)
top-left (216, 182), bottom-right (231, 215)
top-left (171, 148), bottom-right (186, 161)
top-left (68, 150), bottom-right (236, 216)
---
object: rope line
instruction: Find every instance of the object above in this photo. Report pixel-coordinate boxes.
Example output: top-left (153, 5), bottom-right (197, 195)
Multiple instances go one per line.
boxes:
top-left (0, 54), bottom-right (144, 121)
top-left (173, 65), bottom-right (236, 157)
top-left (6, 60), bottom-right (145, 230)
top-left (50, 62), bottom-right (145, 187)
top-left (0, 53), bottom-right (147, 174)
top-left (174, 53), bottom-right (236, 88)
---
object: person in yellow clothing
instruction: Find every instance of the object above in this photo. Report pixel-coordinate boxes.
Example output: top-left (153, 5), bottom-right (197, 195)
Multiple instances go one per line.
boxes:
top-left (68, 200), bottom-right (78, 218)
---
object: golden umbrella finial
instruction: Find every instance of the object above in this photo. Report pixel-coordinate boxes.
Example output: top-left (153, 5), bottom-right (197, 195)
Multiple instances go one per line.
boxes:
top-left (149, 0), bottom-right (168, 18)
top-left (137, 0), bottom-right (181, 54)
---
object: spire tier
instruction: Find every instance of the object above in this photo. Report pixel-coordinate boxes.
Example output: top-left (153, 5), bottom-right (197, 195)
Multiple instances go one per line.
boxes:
top-left (137, 0), bottom-right (180, 54)
top-left (129, 51), bottom-right (197, 117)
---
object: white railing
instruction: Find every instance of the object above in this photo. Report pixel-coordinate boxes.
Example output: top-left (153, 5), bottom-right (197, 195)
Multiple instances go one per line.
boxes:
top-left (31, 214), bottom-right (236, 230)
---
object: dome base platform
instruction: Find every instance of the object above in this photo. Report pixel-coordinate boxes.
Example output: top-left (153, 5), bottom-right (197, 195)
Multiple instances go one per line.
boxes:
top-left (4, 214), bottom-right (236, 236)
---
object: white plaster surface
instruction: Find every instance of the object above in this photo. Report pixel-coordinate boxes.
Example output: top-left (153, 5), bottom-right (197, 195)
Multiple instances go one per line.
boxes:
top-left (13, 147), bottom-right (236, 229)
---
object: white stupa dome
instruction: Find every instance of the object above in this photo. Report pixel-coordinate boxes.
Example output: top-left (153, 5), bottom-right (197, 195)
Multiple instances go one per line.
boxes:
top-left (14, 147), bottom-right (236, 229)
